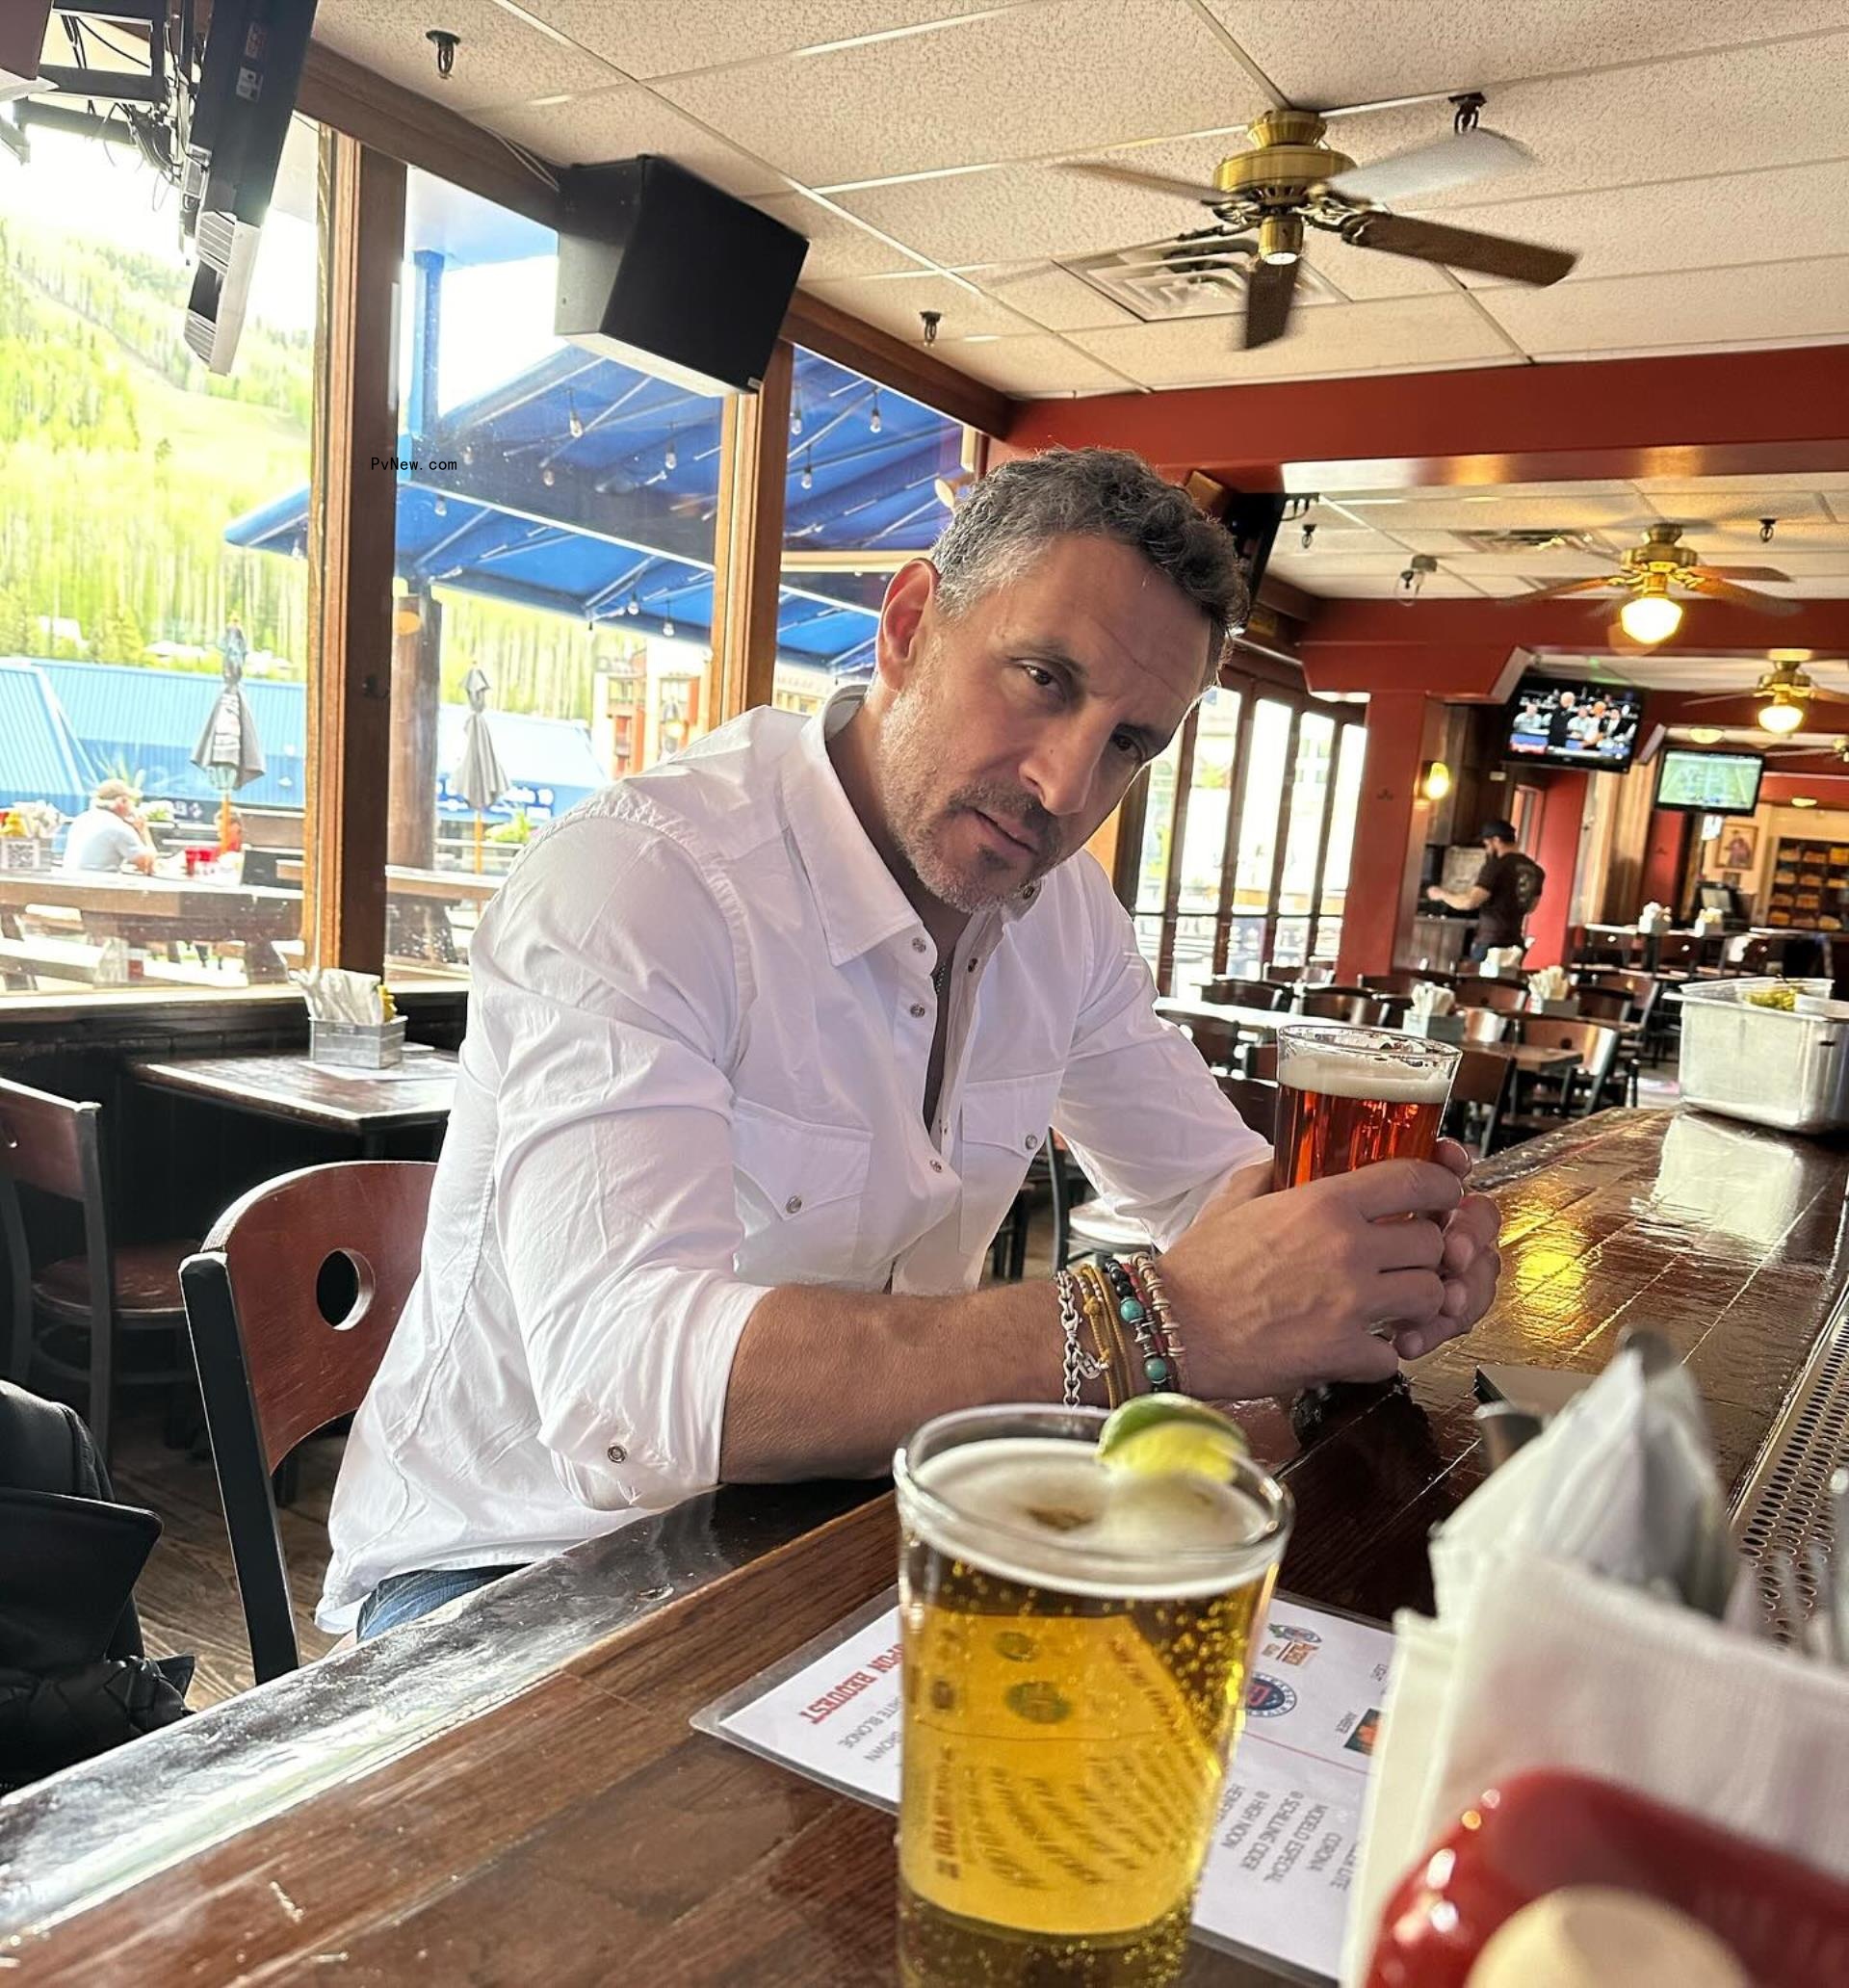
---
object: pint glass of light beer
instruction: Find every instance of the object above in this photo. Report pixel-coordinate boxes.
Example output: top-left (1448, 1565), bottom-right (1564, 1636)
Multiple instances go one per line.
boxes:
top-left (893, 1404), bottom-right (1293, 1988)
top-left (1271, 1025), bottom-right (1460, 1191)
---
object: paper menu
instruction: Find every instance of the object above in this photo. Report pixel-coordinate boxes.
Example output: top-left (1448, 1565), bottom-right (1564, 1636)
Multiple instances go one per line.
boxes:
top-left (696, 1592), bottom-right (1393, 1983)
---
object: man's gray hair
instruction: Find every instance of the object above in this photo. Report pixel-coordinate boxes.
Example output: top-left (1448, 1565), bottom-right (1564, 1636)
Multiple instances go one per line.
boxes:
top-left (928, 448), bottom-right (1250, 681)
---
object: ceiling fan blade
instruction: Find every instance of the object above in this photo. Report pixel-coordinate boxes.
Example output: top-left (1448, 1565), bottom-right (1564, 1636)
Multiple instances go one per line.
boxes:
top-left (1059, 160), bottom-right (1228, 205)
top-left (1692, 563), bottom-right (1792, 583)
top-left (1245, 255), bottom-right (1298, 350)
top-left (1680, 572), bottom-right (1802, 615)
top-left (1323, 127), bottom-right (1533, 206)
top-left (1680, 693), bottom-right (1760, 709)
top-left (1497, 574), bottom-right (1623, 604)
top-left (1343, 211), bottom-right (1577, 285)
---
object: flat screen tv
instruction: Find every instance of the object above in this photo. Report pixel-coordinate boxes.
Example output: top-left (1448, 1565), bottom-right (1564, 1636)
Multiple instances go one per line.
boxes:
top-left (1502, 676), bottom-right (1644, 772)
top-left (1654, 747), bottom-right (1765, 816)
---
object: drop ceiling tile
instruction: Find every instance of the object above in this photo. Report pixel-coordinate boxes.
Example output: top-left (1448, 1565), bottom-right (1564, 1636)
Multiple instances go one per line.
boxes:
top-left (1480, 256), bottom-right (1849, 357)
top-left (1390, 539), bottom-right (1623, 572)
top-left (1334, 493), bottom-right (1639, 532)
top-left (934, 334), bottom-right (1133, 396)
top-left (1304, 234), bottom-right (1455, 300)
top-left (476, 86), bottom-right (789, 195)
top-left (1320, 480), bottom-right (1640, 501)
top-left (1639, 482), bottom-right (1841, 510)
top-left (656, 0), bottom-right (1255, 187)
top-left (312, 0), bottom-right (626, 111)
top-left (752, 194), bottom-right (928, 278)
top-left (1293, 570), bottom-right (1489, 599)
top-left (1438, 159), bottom-right (1849, 291)
top-left (520, 0), bottom-right (1021, 82)
top-left (954, 262), bottom-right (1142, 331)
top-left (1194, 1), bottom-right (1849, 116)
top-left (1068, 293), bottom-right (1512, 387)
top-left (804, 271), bottom-right (1044, 340)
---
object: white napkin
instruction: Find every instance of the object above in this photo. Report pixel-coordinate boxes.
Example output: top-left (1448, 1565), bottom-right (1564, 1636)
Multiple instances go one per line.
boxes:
top-left (1410, 981), bottom-right (1456, 1020)
top-left (1340, 1350), bottom-right (1845, 1983)
top-left (1483, 945), bottom-right (1525, 978)
top-left (291, 966), bottom-right (385, 1024)
top-left (1526, 964), bottom-right (1572, 1006)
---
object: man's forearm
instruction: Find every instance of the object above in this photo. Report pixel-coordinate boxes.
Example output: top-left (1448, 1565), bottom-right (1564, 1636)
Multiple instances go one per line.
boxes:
top-left (719, 1277), bottom-right (1066, 1480)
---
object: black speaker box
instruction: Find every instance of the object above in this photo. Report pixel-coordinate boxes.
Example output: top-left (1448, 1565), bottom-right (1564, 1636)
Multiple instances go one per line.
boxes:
top-left (555, 156), bottom-right (809, 396)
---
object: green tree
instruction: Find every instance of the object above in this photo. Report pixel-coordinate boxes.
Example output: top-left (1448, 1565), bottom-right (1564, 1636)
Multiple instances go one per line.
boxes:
top-left (0, 586), bottom-right (28, 655)
top-left (92, 600), bottom-right (146, 664)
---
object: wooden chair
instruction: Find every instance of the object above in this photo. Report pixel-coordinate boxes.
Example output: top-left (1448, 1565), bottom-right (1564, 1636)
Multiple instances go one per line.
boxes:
top-left (1445, 1048), bottom-right (1515, 1158)
top-left (1360, 971), bottom-right (1438, 998)
top-left (1295, 992), bottom-right (1389, 1027)
top-left (1263, 964), bottom-right (1301, 985)
top-left (1462, 1006), bottom-right (1509, 1046)
top-left (1216, 1074), bottom-right (1279, 1142)
top-left (1249, 1041), bottom-right (1280, 1082)
top-left (0, 1075), bottom-right (195, 1463)
top-left (1573, 986), bottom-right (1630, 1025)
top-left (1178, 1014), bottom-right (1245, 1070)
top-left (1503, 1019), bottom-right (1623, 1134)
top-left (1455, 977), bottom-right (1528, 1016)
top-left (1654, 932), bottom-right (1699, 975)
top-left (180, 1161), bottom-right (436, 1683)
top-left (1201, 977), bottom-right (1285, 1010)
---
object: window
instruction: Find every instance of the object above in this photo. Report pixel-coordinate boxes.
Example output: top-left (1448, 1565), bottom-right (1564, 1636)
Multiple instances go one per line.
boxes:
top-left (0, 115), bottom-right (320, 996)
top-left (1132, 670), bottom-right (1364, 993)
top-left (777, 349), bottom-right (969, 714)
top-left (368, 169), bottom-right (724, 980)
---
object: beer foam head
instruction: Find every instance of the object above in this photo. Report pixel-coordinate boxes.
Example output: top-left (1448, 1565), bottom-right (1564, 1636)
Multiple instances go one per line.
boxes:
top-left (1276, 1045), bottom-right (1452, 1104)
top-left (901, 1436), bottom-right (1287, 1600)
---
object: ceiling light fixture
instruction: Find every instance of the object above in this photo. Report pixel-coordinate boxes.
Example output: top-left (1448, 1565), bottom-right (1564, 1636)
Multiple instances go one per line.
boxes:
top-left (1300, 520), bottom-right (1316, 552)
top-left (1687, 726), bottom-right (1724, 746)
top-left (1758, 697), bottom-right (1806, 736)
top-left (1791, 796), bottom-right (1819, 808)
top-left (1397, 553), bottom-right (1438, 604)
top-left (1618, 586), bottom-right (1682, 644)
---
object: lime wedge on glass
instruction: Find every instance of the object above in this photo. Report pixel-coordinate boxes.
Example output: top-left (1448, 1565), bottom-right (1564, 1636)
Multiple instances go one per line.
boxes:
top-left (1096, 1394), bottom-right (1251, 1481)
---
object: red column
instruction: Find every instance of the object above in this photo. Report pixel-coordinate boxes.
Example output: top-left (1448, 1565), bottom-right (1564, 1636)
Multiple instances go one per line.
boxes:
top-left (1337, 692), bottom-right (1431, 980)
top-left (1640, 809), bottom-right (1691, 915)
top-left (1525, 772), bottom-right (1587, 970)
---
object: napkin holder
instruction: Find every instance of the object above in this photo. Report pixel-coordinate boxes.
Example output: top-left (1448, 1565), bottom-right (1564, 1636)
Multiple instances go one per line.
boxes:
top-left (310, 1018), bottom-right (405, 1069)
top-left (1402, 1011), bottom-right (1466, 1043)
top-left (1529, 995), bottom-right (1581, 1018)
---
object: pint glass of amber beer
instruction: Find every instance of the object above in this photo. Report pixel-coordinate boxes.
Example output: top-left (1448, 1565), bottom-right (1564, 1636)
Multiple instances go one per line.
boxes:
top-left (1270, 1025), bottom-right (1460, 1190)
top-left (893, 1404), bottom-right (1293, 1988)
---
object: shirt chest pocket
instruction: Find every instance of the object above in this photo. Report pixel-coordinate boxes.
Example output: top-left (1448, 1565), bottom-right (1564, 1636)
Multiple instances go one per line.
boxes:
top-left (957, 1073), bottom-right (1062, 1261)
top-left (731, 1099), bottom-right (872, 1286)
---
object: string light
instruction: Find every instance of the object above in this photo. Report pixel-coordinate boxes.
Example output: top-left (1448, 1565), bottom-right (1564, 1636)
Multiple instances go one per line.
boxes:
top-left (664, 432), bottom-right (678, 471)
top-left (541, 466), bottom-right (556, 486)
top-left (627, 592), bottom-right (640, 616)
top-left (869, 389), bottom-right (882, 435)
top-left (800, 448), bottom-right (814, 491)
top-left (663, 617), bottom-right (675, 637)
top-left (566, 389), bottom-right (584, 440)
top-left (791, 406), bottom-right (802, 436)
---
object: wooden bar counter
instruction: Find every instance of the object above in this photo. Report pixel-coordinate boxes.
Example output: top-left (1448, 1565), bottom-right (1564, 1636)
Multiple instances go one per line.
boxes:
top-left (4, 1108), bottom-right (1845, 1984)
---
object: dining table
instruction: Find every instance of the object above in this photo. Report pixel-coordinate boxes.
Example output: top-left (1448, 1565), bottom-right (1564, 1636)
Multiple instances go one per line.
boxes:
top-left (0, 871), bottom-right (302, 982)
top-left (2, 1106), bottom-right (1840, 1985)
top-left (128, 1044), bottom-right (458, 1157)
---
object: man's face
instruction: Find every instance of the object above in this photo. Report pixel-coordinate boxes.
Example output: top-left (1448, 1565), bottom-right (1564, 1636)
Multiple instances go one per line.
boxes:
top-left (869, 536), bottom-right (1211, 915)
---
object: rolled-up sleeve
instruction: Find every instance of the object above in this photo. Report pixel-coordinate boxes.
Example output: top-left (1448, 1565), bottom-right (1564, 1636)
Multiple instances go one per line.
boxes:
top-left (472, 812), bottom-right (769, 1513)
top-left (1052, 861), bottom-right (1270, 1249)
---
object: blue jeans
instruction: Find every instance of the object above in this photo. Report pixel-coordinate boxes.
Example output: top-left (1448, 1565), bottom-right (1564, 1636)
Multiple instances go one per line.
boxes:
top-left (355, 1562), bottom-right (523, 1641)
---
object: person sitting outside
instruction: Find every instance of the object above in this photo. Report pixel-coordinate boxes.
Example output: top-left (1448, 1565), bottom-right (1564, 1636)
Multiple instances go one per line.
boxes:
top-left (61, 780), bottom-right (155, 876)
top-left (321, 447), bottom-right (1503, 1643)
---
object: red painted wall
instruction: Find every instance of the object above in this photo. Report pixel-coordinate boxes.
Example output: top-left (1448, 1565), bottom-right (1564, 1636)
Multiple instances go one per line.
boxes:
top-left (1640, 809), bottom-right (1690, 915)
top-left (1336, 692), bottom-right (1431, 981)
top-left (1525, 771), bottom-right (1587, 970)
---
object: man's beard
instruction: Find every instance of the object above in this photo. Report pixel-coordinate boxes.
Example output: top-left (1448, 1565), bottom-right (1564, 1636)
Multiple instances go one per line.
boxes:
top-left (877, 669), bottom-right (1061, 914)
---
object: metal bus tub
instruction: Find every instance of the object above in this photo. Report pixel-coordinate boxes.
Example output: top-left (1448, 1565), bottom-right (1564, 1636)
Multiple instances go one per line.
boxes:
top-left (1677, 977), bottom-right (1849, 1134)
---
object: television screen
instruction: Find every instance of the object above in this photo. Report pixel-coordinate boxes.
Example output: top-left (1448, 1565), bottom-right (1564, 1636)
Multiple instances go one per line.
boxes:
top-left (1502, 677), bottom-right (1644, 771)
top-left (1654, 747), bottom-right (1765, 816)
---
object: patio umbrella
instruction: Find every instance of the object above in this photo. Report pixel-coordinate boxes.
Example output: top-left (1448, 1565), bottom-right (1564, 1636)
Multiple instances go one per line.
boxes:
top-left (191, 646), bottom-right (266, 849)
top-left (453, 666), bottom-right (508, 873)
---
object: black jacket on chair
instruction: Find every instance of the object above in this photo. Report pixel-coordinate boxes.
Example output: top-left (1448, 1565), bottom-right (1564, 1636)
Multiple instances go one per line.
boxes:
top-left (0, 1380), bottom-right (192, 1793)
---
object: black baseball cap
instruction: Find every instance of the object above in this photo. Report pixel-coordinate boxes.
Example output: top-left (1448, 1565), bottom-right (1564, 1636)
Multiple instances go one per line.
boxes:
top-left (1479, 820), bottom-right (1519, 843)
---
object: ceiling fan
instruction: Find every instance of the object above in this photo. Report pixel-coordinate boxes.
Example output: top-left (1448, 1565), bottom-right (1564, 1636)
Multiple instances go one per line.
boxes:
top-left (1683, 657), bottom-right (1849, 736)
top-left (1062, 92), bottom-right (1576, 350)
top-left (1502, 522), bottom-right (1798, 641)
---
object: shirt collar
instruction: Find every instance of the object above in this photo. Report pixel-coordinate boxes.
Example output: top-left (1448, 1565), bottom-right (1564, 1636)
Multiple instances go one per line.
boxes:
top-left (781, 683), bottom-right (1046, 969)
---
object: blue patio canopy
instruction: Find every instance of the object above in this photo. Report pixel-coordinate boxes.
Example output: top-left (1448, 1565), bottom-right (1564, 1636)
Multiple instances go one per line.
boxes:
top-left (226, 345), bottom-right (965, 676)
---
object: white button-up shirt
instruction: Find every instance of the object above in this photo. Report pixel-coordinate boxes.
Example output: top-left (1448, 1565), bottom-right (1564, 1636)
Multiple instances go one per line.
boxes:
top-left (320, 687), bottom-right (1266, 1627)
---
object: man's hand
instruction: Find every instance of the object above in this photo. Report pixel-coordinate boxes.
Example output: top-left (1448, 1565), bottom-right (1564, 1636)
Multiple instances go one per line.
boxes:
top-left (1160, 1156), bottom-right (1465, 1396)
top-left (1394, 1138), bottom-right (1501, 1360)
top-left (1424, 883), bottom-right (1446, 904)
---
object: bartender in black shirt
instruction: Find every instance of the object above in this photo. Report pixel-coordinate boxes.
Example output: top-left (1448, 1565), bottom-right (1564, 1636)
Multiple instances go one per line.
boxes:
top-left (1426, 820), bottom-right (1541, 963)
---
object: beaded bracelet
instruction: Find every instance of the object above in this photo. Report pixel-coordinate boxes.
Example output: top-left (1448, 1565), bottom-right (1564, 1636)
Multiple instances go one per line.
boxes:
top-left (1129, 1251), bottom-right (1190, 1396)
top-left (1051, 1268), bottom-right (1107, 1408)
top-left (1096, 1253), bottom-right (1176, 1395)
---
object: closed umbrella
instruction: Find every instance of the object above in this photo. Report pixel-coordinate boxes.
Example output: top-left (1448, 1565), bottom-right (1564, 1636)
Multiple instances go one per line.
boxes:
top-left (453, 666), bottom-right (508, 874)
top-left (190, 644), bottom-right (266, 850)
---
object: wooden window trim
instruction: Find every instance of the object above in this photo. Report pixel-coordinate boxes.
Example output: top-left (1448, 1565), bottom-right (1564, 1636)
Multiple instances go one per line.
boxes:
top-left (711, 340), bottom-right (793, 725)
top-left (1155, 708), bottom-right (1200, 996)
top-left (1210, 674), bottom-right (1256, 978)
top-left (304, 131), bottom-right (404, 974)
top-left (1300, 717), bottom-right (1352, 962)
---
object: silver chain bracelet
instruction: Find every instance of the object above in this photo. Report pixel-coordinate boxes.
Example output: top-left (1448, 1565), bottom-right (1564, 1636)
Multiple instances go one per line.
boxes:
top-left (1054, 1268), bottom-right (1107, 1407)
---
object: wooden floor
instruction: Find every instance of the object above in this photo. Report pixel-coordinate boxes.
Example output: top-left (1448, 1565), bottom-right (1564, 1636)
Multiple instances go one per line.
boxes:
top-left (110, 1399), bottom-right (340, 1708)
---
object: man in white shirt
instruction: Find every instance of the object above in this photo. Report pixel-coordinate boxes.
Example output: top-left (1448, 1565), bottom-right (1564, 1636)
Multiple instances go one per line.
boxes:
top-left (61, 780), bottom-right (155, 875)
top-left (324, 448), bottom-right (1501, 1639)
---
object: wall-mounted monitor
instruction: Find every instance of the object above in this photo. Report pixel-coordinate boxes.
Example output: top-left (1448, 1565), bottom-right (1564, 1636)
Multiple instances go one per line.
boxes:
top-left (1654, 746), bottom-right (1765, 817)
top-left (1501, 675), bottom-right (1644, 772)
